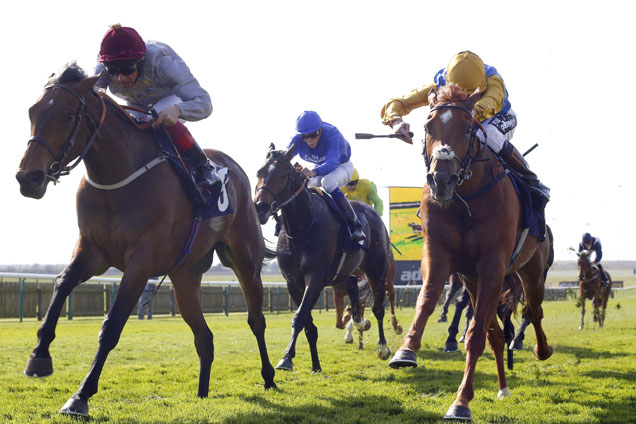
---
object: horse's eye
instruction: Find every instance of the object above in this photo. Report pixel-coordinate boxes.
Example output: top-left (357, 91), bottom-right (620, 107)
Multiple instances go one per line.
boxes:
top-left (65, 112), bottom-right (75, 122)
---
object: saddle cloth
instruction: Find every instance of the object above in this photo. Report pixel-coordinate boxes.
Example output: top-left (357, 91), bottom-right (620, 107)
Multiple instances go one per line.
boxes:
top-left (150, 126), bottom-right (233, 220)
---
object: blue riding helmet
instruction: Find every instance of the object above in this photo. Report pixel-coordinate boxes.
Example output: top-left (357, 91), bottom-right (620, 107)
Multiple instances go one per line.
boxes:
top-left (296, 111), bottom-right (323, 135)
top-left (582, 233), bottom-right (592, 244)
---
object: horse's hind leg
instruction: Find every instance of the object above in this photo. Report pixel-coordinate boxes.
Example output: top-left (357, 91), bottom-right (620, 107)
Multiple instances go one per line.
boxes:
top-left (367, 271), bottom-right (391, 360)
top-left (579, 296), bottom-right (586, 330)
top-left (25, 239), bottom-right (108, 379)
top-left (518, 266), bottom-right (552, 360)
top-left (216, 242), bottom-right (276, 388)
top-left (170, 268), bottom-right (214, 397)
top-left (384, 258), bottom-right (403, 334)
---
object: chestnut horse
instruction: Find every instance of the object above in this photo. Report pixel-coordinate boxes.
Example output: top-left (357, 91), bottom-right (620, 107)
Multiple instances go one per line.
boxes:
top-left (334, 267), bottom-right (403, 350)
top-left (387, 84), bottom-right (553, 421)
top-left (254, 143), bottom-right (394, 371)
top-left (15, 64), bottom-right (276, 416)
top-left (577, 250), bottom-right (612, 329)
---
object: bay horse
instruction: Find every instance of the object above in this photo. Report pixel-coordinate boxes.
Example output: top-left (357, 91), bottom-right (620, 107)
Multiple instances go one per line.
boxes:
top-left (576, 250), bottom-right (612, 329)
top-left (334, 267), bottom-right (403, 350)
top-left (15, 64), bottom-right (276, 416)
top-left (387, 84), bottom-right (553, 421)
top-left (253, 143), bottom-right (394, 371)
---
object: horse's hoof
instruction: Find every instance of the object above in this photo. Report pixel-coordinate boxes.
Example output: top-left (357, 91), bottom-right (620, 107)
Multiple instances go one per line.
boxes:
top-left (344, 333), bottom-right (354, 344)
top-left (444, 404), bottom-right (472, 421)
top-left (59, 396), bottom-right (89, 417)
top-left (388, 349), bottom-right (417, 368)
top-left (24, 355), bottom-right (53, 378)
top-left (394, 324), bottom-right (403, 335)
top-left (275, 358), bottom-right (293, 371)
top-left (578, 326), bottom-right (583, 330)
top-left (264, 381), bottom-right (277, 390)
top-left (355, 319), bottom-right (371, 332)
top-left (497, 387), bottom-right (511, 400)
top-left (311, 368), bottom-right (322, 374)
top-left (438, 314), bottom-right (448, 323)
top-left (510, 340), bottom-right (524, 351)
top-left (377, 344), bottom-right (391, 360)
top-left (458, 334), bottom-right (466, 343)
top-left (443, 341), bottom-right (458, 353)
top-left (533, 344), bottom-right (553, 361)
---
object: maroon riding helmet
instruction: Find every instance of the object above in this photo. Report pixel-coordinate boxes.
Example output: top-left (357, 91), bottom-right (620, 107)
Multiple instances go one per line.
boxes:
top-left (98, 24), bottom-right (146, 63)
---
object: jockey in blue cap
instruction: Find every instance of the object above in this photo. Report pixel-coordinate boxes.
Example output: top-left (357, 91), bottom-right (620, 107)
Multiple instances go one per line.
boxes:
top-left (578, 232), bottom-right (609, 289)
top-left (287, 111), bottom-right (365, 242)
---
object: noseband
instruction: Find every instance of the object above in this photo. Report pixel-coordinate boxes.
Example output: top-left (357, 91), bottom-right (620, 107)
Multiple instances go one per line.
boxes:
top-left (28, 84), bottom-right (106, 183)
top-left (256, 158), bottom-right (308, 214)
top-left (422, 103), bottom-right (486, 186)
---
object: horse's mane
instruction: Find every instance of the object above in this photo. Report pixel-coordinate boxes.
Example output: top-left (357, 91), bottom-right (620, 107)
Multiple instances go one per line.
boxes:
top-left (437, 83), bottom-right (469, 103)
top-left (46, 62), bottom-right (87, 87)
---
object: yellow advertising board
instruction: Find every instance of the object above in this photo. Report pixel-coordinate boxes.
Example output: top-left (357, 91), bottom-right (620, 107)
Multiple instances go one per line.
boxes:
top-left (389, 187), bottom-right (423, 262)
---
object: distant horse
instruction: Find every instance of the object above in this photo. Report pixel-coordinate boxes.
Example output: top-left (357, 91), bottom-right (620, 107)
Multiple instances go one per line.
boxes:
top-left (254, 143), bottom-right (394, 370)
top-left (577, 250), bottom-right (612, 329)
top-left (334, 267), bottom-right (403, 350)
top-left (15, 64), bottom-right (276, 416)
top-left (387, 84), bottom-right (554, 421)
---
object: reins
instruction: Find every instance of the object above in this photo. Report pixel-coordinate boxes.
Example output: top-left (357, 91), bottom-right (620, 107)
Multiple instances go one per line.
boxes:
top-left (28, 84), bottom-right (107, 183)
top-left (423, 102), bottom-right (508, 216)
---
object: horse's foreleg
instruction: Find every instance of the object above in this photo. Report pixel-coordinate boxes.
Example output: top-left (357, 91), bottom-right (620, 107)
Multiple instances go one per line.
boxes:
top-left (278, 280), bottom-right (323, 372)
top-left (448, 268), bottom-right (503, 420)
top-left (487, 317), bottom-right (510, 398)
top-left (389, 257), bottom-right (448, 368)
top-left (579, 297), bottom-right (586, 330)
top-left (26, 240), bottom-right (108, 379)
top-left (60, 269), bottom-right (148, 416)
top-left (303, 315), bottom-right (321, 373)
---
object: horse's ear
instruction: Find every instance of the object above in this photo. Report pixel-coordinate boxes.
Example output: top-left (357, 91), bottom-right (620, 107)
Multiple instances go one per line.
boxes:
top-left (285, 141), bottom-right (297, 161)
top-left (465, 87), bottom-right (483, 110)
top-left (268, 143), bottom-right (276, 152)
top-left (77, 75), bottom-right (101, 92)
top-left (428, 89), bottom-right (438, 106)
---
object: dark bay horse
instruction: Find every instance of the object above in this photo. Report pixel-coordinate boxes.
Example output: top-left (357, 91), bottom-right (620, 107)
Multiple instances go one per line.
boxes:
top-left (15, 64), bottom-right (275, 416)
top-left (253, 144), bottom-right (394, 371)
top-left (577, 250), bottom-right (612, 329)
top-left (334, 266), bottom-right (403, 351)
top-left (387, 84), bottom-right (553, 421)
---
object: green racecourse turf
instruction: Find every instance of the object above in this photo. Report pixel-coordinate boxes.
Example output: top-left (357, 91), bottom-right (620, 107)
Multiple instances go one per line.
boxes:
top-left (1, 298), bottom-right (635, 423)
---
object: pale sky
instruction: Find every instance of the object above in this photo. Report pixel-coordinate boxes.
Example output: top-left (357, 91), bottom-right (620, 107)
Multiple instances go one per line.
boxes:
top-left (2, 0), bottom-right (634, 264)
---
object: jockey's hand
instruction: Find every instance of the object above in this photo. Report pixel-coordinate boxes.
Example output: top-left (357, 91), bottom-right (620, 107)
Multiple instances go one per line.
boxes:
top-left (301, 167), bottom-right (316, 178)
top-left (154, 105), bottom-right (181, 127)
top-left (392, 119), bottom-right (412, 144)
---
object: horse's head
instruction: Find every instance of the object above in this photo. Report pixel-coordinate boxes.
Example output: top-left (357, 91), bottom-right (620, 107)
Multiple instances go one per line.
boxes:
top-left (422, 84), bottom-right (483, 204)
top-left (16, 63), bottom-right (100, 199)
top-left (253, 142), bottom-right (303, 224)
top-left (577, 250), bottom-right (593, 280)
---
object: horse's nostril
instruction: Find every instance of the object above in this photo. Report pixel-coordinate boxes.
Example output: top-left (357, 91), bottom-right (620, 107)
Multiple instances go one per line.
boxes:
top-left (449, 174), bottom-right (459, 185)
top-left (426, 173), bottom-right (435, 187)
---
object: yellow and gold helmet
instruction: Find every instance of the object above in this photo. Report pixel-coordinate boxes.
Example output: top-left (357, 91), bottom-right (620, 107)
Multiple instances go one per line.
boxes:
top-left (446, 51), bottom-right (486, 94)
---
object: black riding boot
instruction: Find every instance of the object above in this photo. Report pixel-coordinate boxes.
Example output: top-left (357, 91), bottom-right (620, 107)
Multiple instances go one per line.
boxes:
top-left (333, 194), bottom-right (366, 242)
top-left (500, 140), bottom-right (550, 200)
top-left (182, 143), bottom-right (222, 192)
top-left (598, 264), bottom-right (609, 291)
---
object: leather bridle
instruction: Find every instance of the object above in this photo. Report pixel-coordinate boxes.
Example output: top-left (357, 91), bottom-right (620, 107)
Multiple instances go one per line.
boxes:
top-left (28, 84), bottom-right (106, 183)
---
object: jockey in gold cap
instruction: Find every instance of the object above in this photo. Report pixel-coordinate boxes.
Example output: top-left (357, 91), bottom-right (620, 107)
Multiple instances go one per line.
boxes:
top-left (381, 51), bottom-right (549, 200)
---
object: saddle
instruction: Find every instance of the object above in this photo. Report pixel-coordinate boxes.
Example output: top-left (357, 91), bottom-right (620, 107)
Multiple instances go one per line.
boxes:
top-left (150, 126), bottom-right (233, 220)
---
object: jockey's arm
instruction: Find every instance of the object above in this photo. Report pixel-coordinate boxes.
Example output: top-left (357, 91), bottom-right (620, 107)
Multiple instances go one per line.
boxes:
top-left (473, 74), bottom-right (506, 121)
top-left (380, 82), bottom-right (437, 127)
top-left (158, 55), bottom-right (212, 122)
top-left (368, 181), bottom-right (384, 216)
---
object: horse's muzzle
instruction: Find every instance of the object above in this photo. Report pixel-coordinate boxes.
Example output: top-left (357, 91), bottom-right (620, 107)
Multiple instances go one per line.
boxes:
top-left (426, 171), bottom-right (458, 203)
top-left (16, 169), bottom-right (48, 199)
top-left (254, 201), bottom-right (272, 225)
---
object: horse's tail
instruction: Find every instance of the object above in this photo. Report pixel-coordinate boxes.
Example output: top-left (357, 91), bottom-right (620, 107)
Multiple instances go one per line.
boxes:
top-left (544, 224), bottom-right (555, 281)
top-left (501, 273), bottom-right (524, 317)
